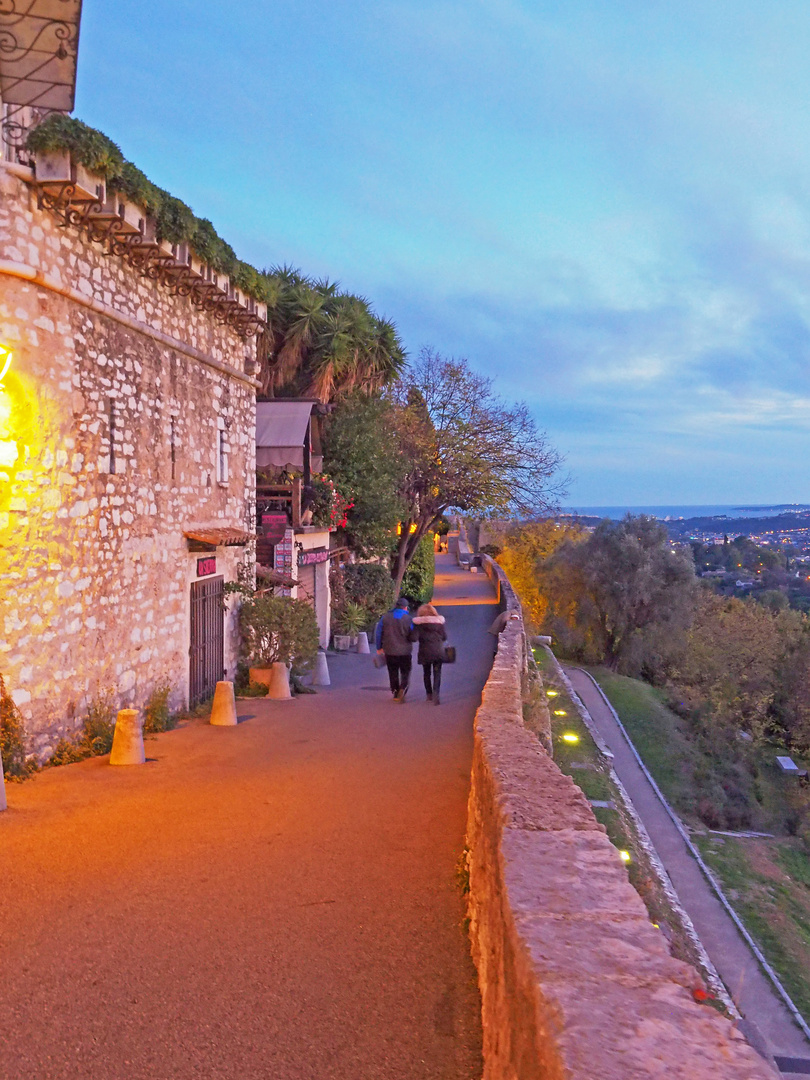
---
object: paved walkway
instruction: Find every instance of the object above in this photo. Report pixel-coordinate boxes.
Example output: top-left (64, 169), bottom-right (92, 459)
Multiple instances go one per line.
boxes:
top-left (0, 552), bottom-right (497, 1080)
top-left (566, 667), bottom-right (810, 1072)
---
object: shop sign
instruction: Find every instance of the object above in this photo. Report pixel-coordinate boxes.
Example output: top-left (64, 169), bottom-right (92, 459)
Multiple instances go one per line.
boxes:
top-left (197, 556), bottom-right (217, 577)
top-left (262, 513), bottom-right (289, 542)
top-left (298, 548), bottom-right (329, 567)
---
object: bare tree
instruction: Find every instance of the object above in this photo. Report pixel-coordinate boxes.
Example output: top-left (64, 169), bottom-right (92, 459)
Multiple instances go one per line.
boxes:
top-left (389, 348), bottom-right (566, 592)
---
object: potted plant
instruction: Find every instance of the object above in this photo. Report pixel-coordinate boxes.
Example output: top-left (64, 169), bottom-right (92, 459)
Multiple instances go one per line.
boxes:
top-left (332, 601), bottom-right (367, 651)
top-left (239, 596), bottom-right (320, 699)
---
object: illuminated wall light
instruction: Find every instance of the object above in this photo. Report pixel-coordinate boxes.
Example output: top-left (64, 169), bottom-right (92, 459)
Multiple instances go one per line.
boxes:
top-left (546, 689), bottom-right (559, 697)
top-left (553, 709), bottom-right (567, 716)
top-left (561, 732), bottom-right (579, 744)
top-left (0, 344), bottom-right (11, 386)
top-left (619, 850), bottom-right (631, 863)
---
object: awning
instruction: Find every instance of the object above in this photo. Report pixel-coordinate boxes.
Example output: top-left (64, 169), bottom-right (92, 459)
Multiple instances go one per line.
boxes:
top-left (184, 528), bottom-right (254, 550)
top-left (0, 1), bottom-right (82, 110)
top-left (256, 565), bottom-right (295, 589)
top-left (256, 401), bottom-right (323, 472)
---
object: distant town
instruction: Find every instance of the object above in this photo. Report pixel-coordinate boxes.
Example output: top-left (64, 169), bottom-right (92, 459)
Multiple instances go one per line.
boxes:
top-left (560, 506), bottom-right (810, 611)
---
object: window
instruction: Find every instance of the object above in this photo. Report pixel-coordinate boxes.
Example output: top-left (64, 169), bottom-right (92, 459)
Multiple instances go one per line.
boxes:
top-left (216, 418), bottom-right (228, 484)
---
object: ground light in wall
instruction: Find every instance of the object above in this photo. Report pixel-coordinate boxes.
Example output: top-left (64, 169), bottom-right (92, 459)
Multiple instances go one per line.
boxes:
top-left (561, 732), bottom-right (579, 744)
top-left (546, 689), bottom-right (559, 697)
top-left (619, 850), bottom-right (631, 863)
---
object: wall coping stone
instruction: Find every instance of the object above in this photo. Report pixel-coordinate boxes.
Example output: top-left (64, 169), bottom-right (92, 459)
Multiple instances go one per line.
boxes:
top-left (466, 555), bottom-right (777, 1078)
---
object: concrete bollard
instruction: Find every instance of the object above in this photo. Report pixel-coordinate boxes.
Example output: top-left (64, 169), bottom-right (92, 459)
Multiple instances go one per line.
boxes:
top-left (210, 681), bottom-right (238, 726)
top-left (266, 661), bottom-right (292, 700)
top-left (0, 747), bottom-right (7, 811)
top-left (311, 650), bottom-right (331, 686)
top-left (109, 708), bottom-right (145, 766)
top-left (356, 631), bottom-right (371, 655)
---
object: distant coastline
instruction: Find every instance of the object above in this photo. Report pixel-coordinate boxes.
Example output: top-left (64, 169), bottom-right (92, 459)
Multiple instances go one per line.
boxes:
top-left (563, 504), bottom-right (810, 522)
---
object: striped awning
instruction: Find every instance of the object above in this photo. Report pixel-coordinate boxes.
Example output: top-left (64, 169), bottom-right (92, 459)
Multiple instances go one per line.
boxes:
top-left (0, 1), bottom-right (82, 110)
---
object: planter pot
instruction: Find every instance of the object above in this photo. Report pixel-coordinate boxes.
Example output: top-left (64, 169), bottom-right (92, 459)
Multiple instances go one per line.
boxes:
top-left (34, 149), bottom-right (71, 184)
top-left (333, 635), bottom-right (351, 651)
top-left (249, 663), bottom-right (292, 700)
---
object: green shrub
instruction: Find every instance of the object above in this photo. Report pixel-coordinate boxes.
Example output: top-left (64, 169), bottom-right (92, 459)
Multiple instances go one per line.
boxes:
top-left (401, 535), bottom-right (435, 606)
top-left (0, 674), bottom-right (36, 780)
top-left (48, 689), bottom-right (116, 766)
top-left (334, 601), bottom-right (367, 636)
top-left (239, 596), bottom-right (320, 667)
top-left (342, 563), bottom-right (395, 622)
top-left (143, 681), bottom-right (177, 733)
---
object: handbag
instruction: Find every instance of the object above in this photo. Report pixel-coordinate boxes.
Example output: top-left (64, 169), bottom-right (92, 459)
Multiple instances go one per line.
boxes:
top-left (373, 651), bottom-right (387, 669)
top-left (444, 645), bottom-right (457, 664)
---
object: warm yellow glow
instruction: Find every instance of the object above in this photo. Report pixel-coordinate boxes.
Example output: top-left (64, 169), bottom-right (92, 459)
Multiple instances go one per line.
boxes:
top-left (561, 732), bottom-right (579, 743)
top-left (0, 345), bottom-right (11, 387)
top-left (554, 709), bottom-right (568, 716)
top-left (620, 850), bottom-right (631, 863)
top-left (546, 689), bottom-right (559, 697)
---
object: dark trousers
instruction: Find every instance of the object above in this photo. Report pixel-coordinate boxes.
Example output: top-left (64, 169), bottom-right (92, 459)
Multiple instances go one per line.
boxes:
top-left (422, 661), bottom-right (442, 696)
top-left (386, 655), bottom-right (412, 693)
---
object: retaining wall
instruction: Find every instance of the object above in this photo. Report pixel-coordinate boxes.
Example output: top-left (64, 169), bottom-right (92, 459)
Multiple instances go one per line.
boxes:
top-left (466, 555), bottom-right (775, 1079)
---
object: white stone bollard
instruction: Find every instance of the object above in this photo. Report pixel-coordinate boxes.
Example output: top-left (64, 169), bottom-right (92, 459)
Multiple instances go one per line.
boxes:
top-left (311, 650), bottom-right (331, 686)
top-left (356, 631), bottom-right (371, 655)
top-left (266, 661), bottom-right (292, 700)
top-left (109, 708), bottom-right (145, 766)
top-left (0, 748), bottom-right (7, 811)
top-left (210, 681), bottom-right (238, 726)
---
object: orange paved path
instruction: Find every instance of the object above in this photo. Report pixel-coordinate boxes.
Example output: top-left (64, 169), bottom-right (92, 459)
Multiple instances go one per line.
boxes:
top-left (0, 551), bottom-right (496, 1080)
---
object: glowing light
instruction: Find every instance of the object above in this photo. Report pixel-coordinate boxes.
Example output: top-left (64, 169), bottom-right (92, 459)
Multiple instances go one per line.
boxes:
top-left (0, 344), bottom-right (11, 386)
top-left (619, 850), bottom-right (631, 863)
top-left (561, 732), bottom-right (579, 744)
top-left (554, 709), bottom-right (568, 716)
top-left (546, 689), bottom-right (559, 697)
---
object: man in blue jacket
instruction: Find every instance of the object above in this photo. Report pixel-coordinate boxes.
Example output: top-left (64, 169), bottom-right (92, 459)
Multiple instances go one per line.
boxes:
top-left (375, 597), bottom-right (414, 702)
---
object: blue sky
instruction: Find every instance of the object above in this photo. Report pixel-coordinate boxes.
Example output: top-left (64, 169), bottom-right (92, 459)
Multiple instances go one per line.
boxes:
top-left (75, 1), bottom-right (810, 505)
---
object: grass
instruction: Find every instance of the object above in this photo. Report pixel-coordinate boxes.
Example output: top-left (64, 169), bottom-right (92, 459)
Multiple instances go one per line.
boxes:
top-left (585, 664), bottom-right (810, 1025)
top-left (583, 668), bottom-right (700, 822)
top-left (696, 834), bottom-right (810, 1020)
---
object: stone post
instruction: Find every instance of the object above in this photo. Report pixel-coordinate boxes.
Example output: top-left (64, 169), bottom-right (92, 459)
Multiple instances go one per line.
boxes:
top-left (356, 631), bottom-right (371, 654)
top-left (210, 681), bottom-right (238, 726)
top-left (109, 708), bottom-right (145, 766)
top-left (266, 661), bottom-right (292, 700)
top-left (312, 650), bottom-right (331, 686)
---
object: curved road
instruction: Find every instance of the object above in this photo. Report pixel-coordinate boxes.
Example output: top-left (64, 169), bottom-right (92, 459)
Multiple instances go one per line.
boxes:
top-left (0, 552), bottom-right (496, 1079)
top-left (566, 666), bottom-right (810, 1074)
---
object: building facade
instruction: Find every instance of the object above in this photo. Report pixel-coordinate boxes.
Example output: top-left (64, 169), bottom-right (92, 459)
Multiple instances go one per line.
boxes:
top-left (0, 155), bottom-right (262, 758)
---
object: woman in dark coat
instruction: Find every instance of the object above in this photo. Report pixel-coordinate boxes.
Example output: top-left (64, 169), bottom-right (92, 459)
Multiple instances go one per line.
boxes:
top-left (412, 603), bottom-right (447, 705)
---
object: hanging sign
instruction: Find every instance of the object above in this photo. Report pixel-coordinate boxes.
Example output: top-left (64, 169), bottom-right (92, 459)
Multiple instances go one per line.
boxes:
top-left (298, 548), bottom-right (329, 567)
top-left (197, 556), bottom-right (217, 577)
top-left (262, 513), bottom-right (289, 542)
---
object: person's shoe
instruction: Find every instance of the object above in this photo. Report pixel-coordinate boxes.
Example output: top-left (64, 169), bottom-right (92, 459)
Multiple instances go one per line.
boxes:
top-left (426, 692), bottom-right (433, 702)
top-left (399, 686), bottom-right (408, 703)
top-left (395, 688), bottom-right (405, 703)
top-left (434, 694), bottom-right (440, 705)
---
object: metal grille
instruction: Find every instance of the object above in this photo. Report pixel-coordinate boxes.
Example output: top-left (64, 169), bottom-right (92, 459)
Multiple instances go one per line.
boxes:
top-left (189, 576), bottom-right (224, 707)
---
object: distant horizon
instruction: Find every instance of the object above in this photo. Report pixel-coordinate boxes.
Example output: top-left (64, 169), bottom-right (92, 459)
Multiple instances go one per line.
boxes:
top-left (562, 502), bottom-right (810, 521)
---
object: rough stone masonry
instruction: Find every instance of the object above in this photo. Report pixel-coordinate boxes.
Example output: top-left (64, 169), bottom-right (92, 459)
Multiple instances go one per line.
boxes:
top-left (0, 162), bottom-right (258, 758)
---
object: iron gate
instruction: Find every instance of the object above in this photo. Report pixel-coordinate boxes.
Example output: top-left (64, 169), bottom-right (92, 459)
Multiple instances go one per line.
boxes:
top-left (189, 576), bottom-right (224, 707)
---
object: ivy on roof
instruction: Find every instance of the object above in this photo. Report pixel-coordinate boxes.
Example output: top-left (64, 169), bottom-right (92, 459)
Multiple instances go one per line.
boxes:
top-left (25, 114), bottom-right (406, 402)
top-left (28, 115), bottom-right (290, 297)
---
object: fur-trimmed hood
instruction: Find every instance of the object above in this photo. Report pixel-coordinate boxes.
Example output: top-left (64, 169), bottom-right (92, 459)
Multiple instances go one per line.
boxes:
top-left (413, 615), bottom-right (445, 625)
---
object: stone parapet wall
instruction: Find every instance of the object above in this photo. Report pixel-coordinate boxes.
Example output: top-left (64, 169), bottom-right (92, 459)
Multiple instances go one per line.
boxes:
top-left (0, 164), bottom-right (256, 755)
top-left (466, 556), bottom-right (775, 1079)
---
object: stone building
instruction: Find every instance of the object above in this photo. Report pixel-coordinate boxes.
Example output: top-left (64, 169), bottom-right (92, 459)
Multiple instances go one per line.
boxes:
top-left (0, 150), bottom-right (264, 757)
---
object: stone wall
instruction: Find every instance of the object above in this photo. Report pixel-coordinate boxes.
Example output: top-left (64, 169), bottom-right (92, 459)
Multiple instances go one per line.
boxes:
top-left (0, 163), bottom-right (257, 756)
top-left (466, 556), bottom-right (776, 1079)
